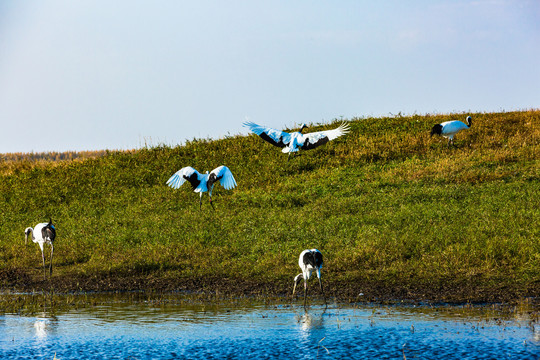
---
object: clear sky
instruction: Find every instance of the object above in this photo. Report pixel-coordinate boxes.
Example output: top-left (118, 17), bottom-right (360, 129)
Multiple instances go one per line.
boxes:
top-left (1, 1), bottom-right (538, 153)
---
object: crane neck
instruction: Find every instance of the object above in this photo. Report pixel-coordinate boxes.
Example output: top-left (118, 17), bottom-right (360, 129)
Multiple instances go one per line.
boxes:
top-left (25, 227), bottom-right (34, 237)
top-left (24, 227), bottom-right (35, 244)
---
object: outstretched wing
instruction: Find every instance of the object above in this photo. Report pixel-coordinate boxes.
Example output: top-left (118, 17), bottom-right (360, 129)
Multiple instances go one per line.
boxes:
top-left (166, 166), bottom-right (202, 190)
top-left (207, 165), bottom-right (237, 190)
top-left (243, 122), bottom-right (291, 149)
top-left (299, 123), bottom-right (350, 150)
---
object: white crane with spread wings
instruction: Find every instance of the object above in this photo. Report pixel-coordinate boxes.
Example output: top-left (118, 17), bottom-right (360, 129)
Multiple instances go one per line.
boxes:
top-left (244, 122), bottom-right (349, 159)
top-left (166, 165), bottom-right (237, 210)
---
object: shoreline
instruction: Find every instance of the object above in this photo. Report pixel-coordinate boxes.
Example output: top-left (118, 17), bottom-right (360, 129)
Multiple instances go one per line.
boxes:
top-left (2, 273), bottom-right (539, 309)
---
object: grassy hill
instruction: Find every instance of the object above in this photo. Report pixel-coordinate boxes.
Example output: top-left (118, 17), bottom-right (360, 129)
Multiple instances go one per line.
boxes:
top-left (0, 110), bottom-right (539, 304)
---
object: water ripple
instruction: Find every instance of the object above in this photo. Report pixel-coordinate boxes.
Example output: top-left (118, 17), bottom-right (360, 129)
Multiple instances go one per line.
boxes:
top-left (1, 301), bottom-right (538, 359)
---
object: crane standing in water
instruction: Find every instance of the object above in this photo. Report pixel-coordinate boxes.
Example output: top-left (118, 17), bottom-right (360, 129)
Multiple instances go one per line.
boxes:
top-left (293, 249), bottom-right (327, 310)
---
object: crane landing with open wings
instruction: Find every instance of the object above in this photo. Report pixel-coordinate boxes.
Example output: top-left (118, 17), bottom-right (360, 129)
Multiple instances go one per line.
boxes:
top-left (244, 122), bottom-right (350, 159)
top-left (166, 165), bottom-right (237, 210)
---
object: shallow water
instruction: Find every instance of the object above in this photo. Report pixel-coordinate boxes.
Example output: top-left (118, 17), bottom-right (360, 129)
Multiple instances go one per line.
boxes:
top-left (1, 297), bottom-right (539, 359)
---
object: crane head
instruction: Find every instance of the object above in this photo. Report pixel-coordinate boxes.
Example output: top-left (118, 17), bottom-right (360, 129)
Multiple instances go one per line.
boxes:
top-left (24, 227), bottom-right (33, 244)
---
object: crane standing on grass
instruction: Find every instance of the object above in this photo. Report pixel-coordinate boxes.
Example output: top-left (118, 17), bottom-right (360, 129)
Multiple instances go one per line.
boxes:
top-left (430, 116), bottom-right (472, 147)
top-left (166, 165), bottom-right (237, 210)
top-left (244, 121), bottom-right (350, 160)
top-left (25, 219), bottom-right (56, 279)
top-left (293, 249), bottom-right (327, 310)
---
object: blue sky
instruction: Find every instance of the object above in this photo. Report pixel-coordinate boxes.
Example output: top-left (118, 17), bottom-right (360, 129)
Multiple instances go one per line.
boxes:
top-left (1, 1), bottom-right (538, 153)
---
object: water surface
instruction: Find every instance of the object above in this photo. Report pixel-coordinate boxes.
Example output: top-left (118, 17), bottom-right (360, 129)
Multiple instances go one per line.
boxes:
top-left (1, 297), bottom-right (539, 359)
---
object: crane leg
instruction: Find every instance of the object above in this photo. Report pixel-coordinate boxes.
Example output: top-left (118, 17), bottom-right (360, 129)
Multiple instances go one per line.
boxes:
top-left (41, 250), bottom-right (46, 279)
top-left (49, 244), bottom-right (54, 276)
top-left (303, 280), bottom-right (308, 311)
top-left (318, 277), bottom-right (327, 309)
top-left (209, 196), bottom-right (215, 211)
top-left (287, 152), bottom-right (298, 161)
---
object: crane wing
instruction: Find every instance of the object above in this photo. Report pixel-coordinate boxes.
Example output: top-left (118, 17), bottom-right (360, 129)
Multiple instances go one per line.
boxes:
top-left (299, 123), bottom-right (350, 150)
top-left (208, 165), bottom-right (237, 190)
top-left (41, 220), bottom-right (56, 242)
top-left (243, 122), bottom-right (291, 148)
top-left (166, 166), bottom-right (202, 190)
top-left (441, 120), bottom-right (469, 134)
top-left (302, 249), bottom-right (324, 269)
top-left (313, 250), bottom-right (323, 268)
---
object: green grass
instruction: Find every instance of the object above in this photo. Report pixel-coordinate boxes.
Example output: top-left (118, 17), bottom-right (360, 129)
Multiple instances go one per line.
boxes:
top-left (0, 110), bottom-right (539, 303)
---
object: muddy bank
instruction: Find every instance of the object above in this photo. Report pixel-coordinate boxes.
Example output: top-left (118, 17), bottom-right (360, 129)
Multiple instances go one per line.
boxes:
top-left (1, 268), bottom-right (539, 306)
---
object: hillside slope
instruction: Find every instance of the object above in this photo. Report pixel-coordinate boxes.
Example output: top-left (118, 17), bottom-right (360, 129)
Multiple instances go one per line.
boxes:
top-left (1, 111), bottom-right (539, 303)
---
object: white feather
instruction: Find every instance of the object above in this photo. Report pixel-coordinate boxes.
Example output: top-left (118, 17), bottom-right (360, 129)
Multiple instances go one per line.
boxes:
top-left (209, 165), bottom-right (237, 190)
top-left (243, 122), bottom-right (292, 146)
top-left (302, 122), bottom-right (350, 143)
top-left (439, 120), bottom-right (470, 139)
top-left (166, 166), bottom-right (201, 190)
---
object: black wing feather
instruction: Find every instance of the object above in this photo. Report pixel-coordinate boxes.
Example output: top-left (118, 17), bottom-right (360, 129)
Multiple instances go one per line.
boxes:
top-left (207, 172), bottom-right (223, 189)
top-left (300, 136), bottom-right (329, 150)
top-left (430, 124), bottom-right (443, 136)
top-left (259, 132), bottom-right (287, 148)
top-left (42, 221), bottom-right (56, 242)
top-left (183, 172), bottom-right (201, 190)
top-left (303, 250), bottom-right (323, 268)
top-left (313, 251), bottom-right (323, 268)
